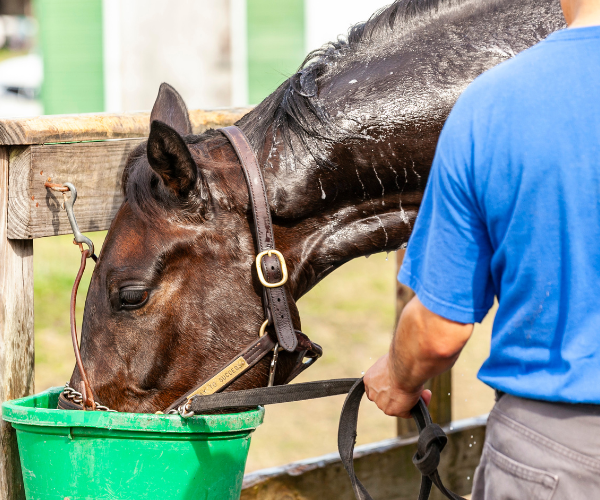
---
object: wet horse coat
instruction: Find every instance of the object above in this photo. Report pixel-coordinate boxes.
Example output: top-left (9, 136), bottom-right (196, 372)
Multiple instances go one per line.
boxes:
top-left (71, 0), bottom-right (565, 412)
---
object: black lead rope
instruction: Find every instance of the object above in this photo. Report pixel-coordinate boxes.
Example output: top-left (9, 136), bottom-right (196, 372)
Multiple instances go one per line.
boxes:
top-left (338, 380), bottom-right (465, 500)
top-left (189, 378), bottom-right (465, 500)
top-left (189, 379), bottom-right (357, 413)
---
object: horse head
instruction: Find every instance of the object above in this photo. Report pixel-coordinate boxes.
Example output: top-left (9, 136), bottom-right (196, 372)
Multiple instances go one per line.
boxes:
top-left (68, 84), bottom-right (305, 412)
top-left (68, 0), bottom-right (564, 413)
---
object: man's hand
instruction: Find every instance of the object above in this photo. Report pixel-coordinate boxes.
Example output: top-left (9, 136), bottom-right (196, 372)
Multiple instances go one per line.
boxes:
top-left (364, 295), bottom-right (473, 419)
top-left (364, 353), bottom-right (432, 418)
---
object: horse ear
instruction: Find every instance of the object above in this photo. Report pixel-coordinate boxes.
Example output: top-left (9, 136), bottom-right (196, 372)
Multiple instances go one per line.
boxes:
top-left (150, 83), bottom-right (192, 136)
top-left (147, 120), bottom-right (198, 197)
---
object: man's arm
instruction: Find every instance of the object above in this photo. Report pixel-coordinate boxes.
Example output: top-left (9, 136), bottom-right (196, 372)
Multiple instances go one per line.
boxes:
top-left (364, 295), bottom-right (473, 419)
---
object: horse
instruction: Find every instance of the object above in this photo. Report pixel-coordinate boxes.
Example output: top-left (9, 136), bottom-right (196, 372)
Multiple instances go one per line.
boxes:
top-left (67, 0), bottom-right (564, 413)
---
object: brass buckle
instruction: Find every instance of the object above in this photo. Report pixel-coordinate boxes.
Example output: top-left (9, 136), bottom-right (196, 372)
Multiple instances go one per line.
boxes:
top-left (256, 250), bottom-right (288, 288)
top-left (259, 319), bottom-right (269, 337)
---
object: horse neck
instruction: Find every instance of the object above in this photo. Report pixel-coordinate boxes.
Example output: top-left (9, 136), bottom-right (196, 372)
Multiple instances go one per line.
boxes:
top-left (255, 127), bottom-right (425, 300)
top-left (239, 0), bottom-right (564, 299)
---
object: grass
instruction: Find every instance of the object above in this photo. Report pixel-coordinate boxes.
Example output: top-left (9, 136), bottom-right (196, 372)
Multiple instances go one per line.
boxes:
top-left (33, 233), bottom-right (495, 473)
top-left (33, 232), bottom-right (107, 388)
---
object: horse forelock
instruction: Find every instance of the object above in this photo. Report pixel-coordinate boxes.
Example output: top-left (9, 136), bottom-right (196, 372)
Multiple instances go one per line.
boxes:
top-left (121, 132), bottom-right (242, 223)
top-left (121, 139), bottom-right (207, 223)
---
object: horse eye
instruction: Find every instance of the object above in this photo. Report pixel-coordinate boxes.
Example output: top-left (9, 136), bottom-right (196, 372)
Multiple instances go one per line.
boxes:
top-left (119, 288), bottom-right (149, 310)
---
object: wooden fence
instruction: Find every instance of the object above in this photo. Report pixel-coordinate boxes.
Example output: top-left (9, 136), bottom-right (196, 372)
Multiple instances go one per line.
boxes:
top-left (0, 110), bottom-right (485, 500)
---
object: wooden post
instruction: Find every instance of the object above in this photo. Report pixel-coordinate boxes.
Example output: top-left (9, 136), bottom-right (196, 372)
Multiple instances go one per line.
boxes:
top-left (395, 250), bottom-right (452, 437)
top-left (0, 146), bottom-right (34, 500)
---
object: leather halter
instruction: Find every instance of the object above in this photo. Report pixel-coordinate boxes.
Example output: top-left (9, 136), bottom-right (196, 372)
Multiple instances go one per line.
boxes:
top-left (162, 126), bottom-right (322, 414)
top-left (59, 125), bottom-right (322, 414)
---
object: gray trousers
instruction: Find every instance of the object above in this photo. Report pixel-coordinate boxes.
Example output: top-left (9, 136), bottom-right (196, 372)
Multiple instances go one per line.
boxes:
top-left (471, 393), bottom-right (600, 500)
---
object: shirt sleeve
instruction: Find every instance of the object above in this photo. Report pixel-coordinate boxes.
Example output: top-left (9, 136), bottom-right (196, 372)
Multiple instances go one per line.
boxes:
top-left (399, 99), bottom-right (496, 324)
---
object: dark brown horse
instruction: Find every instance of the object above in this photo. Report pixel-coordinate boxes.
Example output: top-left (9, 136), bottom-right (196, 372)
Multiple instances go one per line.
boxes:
top-left (70, 0), bottom-right (564, 413)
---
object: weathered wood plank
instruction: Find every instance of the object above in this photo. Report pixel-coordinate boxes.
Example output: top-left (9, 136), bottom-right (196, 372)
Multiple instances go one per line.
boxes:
top-left (242, 415), bottom-right (486, 500)
top-left (0, 107), bottom-right (252, 146)
top-left (395, 250), bottom-right (452, 437)
top-left (0, 146), bottom-right (34, 500)
top-left (7, 139), bottom-right (144, 239)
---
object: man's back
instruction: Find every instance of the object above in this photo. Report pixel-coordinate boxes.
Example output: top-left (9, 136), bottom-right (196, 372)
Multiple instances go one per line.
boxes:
top-left (364, 5), bottom-right (600, 498)
top-left (399, 26), bottom-right (600, 403)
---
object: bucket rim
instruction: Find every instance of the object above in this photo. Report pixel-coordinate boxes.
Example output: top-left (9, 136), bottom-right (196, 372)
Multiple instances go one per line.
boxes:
top-left (2, 386), bottom-right (264, 434)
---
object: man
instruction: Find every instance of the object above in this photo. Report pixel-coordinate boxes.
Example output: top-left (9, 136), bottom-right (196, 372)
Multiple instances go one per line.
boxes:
top-left (364, 0), bottom-right (600, 498)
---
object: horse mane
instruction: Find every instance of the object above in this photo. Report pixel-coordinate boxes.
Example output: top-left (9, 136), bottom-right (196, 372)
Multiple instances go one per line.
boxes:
top-left (123, 0), bottom-right (461, 214)
top-left (236, 0), bottom-right (460, 164)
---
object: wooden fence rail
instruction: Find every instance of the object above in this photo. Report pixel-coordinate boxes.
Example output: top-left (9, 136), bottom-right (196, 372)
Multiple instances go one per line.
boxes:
top-left (0, 109), bottom-right (483, 500)
top-left (241, 415), bottom-right (486, 500)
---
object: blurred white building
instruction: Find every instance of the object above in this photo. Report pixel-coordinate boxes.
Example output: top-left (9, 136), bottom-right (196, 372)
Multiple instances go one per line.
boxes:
top-left (0, 0), bottom-right (394, 117)
top-left (103, 0), bottom-right (232, 112)
top-left (103, 0), bottom-right (392, 112)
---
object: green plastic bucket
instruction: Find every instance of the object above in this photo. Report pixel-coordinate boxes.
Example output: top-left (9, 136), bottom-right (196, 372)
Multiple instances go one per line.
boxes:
top-left (2, 387), bottom-right (264, 499)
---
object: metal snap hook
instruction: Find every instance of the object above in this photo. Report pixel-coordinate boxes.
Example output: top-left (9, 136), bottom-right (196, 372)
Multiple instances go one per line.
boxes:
top-left (62, 182), bottom-right (95, 259)
top-left (45, 181), bottom-right (97, 260)
top-left (178, 402), bottom-right (195, 419)
top-left (268, 343), bottom-right (280, 387)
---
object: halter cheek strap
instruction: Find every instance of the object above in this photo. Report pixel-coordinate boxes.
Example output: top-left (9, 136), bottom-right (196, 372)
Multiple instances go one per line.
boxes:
top-left (220, 125), bottom-right (298, 352)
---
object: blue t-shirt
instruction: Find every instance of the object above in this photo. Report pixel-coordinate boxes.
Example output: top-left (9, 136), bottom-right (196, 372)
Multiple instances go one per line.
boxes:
top-left (399, 26), bottom-right (600, 404)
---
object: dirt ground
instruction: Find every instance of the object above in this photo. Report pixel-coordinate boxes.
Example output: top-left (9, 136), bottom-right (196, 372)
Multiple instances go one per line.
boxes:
top-left (33, 234), bottom-right (496, 477)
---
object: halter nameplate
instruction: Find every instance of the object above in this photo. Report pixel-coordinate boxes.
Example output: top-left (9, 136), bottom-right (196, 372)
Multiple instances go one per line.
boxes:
top-left (185, 357), bottom-right (250, 400)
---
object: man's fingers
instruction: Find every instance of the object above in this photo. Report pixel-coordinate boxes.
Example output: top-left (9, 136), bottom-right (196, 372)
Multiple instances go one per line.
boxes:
top-left (364, 384), bottom-right (372, 401)
top-left (363, 353), bottom-right (432, 419)
top-left (421, 389), bottom-right (432, 407)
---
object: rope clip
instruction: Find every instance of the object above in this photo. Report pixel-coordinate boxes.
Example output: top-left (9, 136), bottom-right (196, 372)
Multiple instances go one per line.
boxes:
top-left (45, 181), bottom-right (97, 261)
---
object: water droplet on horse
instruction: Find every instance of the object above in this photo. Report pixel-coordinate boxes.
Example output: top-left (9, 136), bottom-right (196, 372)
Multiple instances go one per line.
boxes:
top-left (318, 178), bottom-right (326, 200)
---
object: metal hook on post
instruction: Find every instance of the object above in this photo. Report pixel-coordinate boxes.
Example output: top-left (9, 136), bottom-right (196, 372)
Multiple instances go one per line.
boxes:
top-left (44, 181), bottom-right (97, 261)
